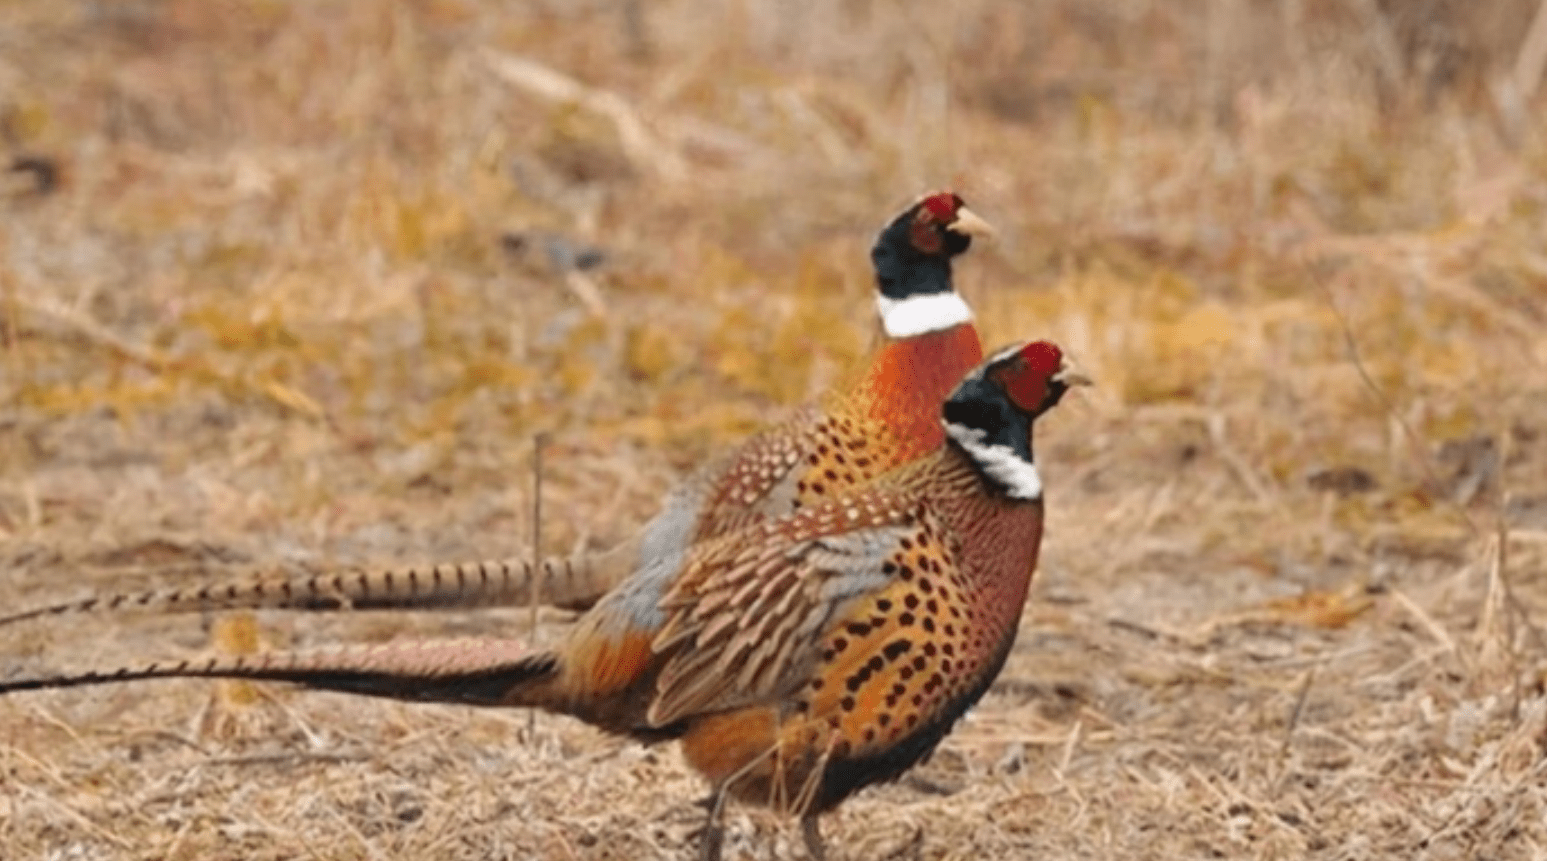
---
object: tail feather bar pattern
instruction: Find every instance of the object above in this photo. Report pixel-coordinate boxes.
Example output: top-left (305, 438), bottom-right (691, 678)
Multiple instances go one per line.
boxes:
top-left (0, 552), bottom-right (619, 629)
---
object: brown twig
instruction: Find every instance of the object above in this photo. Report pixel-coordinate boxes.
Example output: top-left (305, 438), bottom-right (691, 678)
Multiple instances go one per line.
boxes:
top-left (529, 432), bottom-right (547, 738)
top-left (1316, 275), bottom-right (1484, 541)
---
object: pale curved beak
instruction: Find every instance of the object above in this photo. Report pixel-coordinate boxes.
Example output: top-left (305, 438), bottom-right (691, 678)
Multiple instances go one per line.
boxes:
top-left (1053, 358), bottom-right (1093, 388)
top-left (946, 205), bottom-right (996, 238)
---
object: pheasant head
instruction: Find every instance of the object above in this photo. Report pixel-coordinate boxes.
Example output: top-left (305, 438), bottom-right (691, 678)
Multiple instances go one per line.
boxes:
top-left (943, 340), bottom-right (1091, 499)
top-left (871, 191), bottom-right (995, 338)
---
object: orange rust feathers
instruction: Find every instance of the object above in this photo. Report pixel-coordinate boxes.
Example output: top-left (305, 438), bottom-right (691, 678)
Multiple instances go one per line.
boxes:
top-left (856, 322), bottom-right (984, 459)
top-left (560, 628), bottom-right (656, 696)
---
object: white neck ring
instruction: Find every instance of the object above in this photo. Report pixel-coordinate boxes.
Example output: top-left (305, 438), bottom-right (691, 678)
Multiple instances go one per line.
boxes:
top-left (876, 292), bottom-right (972, 339)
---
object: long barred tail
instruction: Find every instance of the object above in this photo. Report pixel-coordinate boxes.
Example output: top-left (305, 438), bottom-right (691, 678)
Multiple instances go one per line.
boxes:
top-left (0, 545), bottom-right (635, 630)
top-left (0, 637), bottom-right (559, 706)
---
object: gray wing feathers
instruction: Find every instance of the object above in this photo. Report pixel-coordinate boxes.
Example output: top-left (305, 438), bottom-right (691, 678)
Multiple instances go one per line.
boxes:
top-left (602, 476), bottom-right (708, 631)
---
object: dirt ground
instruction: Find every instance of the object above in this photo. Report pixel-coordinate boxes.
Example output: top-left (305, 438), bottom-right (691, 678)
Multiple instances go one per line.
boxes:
top-left (2, 2), bottom-right (1546, 859)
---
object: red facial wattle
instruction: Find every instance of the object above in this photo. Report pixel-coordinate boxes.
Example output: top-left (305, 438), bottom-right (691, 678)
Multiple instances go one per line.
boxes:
top-left (919, 192), bottom-right (963, 224)
top-left (908, 191), bottom-right (964, 254)
top-left (1004, 341), bottom-right (1063, 411)
top-left (1019, 341), bottom-right (1063, 375)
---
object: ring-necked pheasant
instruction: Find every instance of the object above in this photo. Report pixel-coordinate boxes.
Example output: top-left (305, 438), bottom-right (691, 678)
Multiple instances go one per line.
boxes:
top-left (0, 191), bottom-right (994, 628)
top-left (0, 339), bottom-right (1089, 861)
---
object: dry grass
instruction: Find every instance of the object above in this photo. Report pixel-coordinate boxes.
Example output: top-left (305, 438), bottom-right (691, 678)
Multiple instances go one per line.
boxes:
top-left (2, 1), bottom-right (1547, 858)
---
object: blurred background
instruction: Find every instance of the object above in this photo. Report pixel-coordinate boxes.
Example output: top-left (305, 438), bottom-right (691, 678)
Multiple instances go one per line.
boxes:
top-left (1, 2), bottom-right (1545, 859)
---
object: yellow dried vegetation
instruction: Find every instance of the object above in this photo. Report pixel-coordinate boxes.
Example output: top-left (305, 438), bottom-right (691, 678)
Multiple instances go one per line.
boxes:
top-left (2, 1), bottom-right (1546, 859)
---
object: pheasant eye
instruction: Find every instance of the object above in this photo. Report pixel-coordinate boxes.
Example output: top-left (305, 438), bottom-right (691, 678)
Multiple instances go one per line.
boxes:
top-left (1002, 366), bottom-right (1050, 411)
top-left (908, 219), bottom-right (944, 254)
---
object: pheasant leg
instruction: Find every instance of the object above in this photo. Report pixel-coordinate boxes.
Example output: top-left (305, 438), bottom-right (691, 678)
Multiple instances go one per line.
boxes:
top-left (696, 787), bottom-right (728, 861)
top-left (801, 814), bottom-right (826, 861)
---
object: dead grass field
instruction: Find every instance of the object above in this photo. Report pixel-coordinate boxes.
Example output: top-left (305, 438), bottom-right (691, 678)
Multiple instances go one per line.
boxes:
top-left (2, 2), bottom-right (1547, 859)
